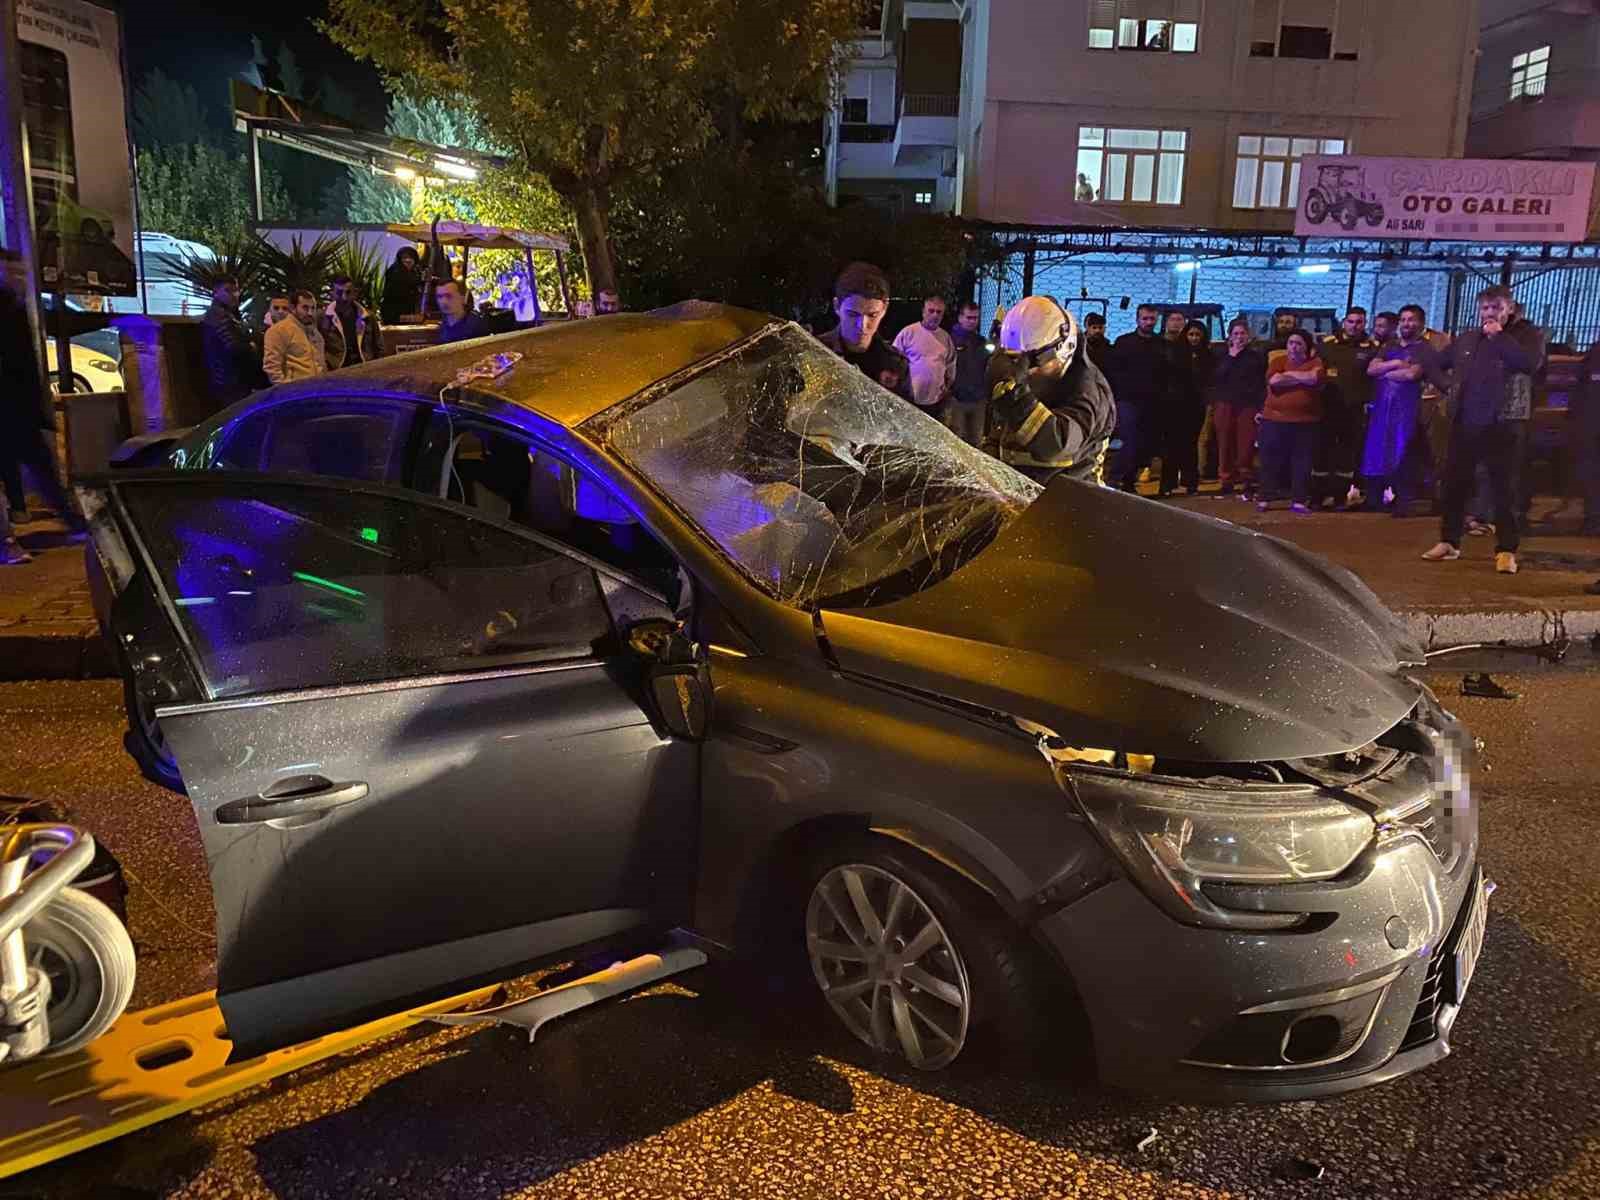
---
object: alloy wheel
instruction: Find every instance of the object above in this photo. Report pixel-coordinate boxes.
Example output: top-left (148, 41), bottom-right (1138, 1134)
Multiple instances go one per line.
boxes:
top-left (805, 863), bottom-right (972, 1070)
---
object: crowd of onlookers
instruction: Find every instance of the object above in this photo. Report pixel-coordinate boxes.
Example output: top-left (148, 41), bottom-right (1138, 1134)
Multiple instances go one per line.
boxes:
top-left (814, 258), bottom-right (1600, 580)
top-left (6, 250), bottom-right (1598, 588)
top-left (196, 249), bottom-right (628, 407)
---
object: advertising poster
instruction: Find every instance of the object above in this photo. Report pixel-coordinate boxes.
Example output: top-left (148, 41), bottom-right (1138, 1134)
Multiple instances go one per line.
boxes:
top-left (1294, 155), bottom-right (1598, 244)
top-left (15, 0), bottom-right (137, 294)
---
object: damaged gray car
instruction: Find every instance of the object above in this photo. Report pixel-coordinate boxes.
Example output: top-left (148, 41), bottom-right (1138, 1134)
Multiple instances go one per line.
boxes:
top-left (82, 302), bottom-right (1486, 1098)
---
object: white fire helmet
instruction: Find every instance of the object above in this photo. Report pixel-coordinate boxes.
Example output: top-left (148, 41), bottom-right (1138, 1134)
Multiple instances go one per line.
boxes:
top-left (999, 296), bottom-right (1078, 365)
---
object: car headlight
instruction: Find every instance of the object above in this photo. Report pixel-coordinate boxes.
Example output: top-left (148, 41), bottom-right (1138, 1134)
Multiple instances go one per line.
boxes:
top-left (89, 359), bottom-right (119, 372)
top-left (1070, 771), bottom-right (1374, 931)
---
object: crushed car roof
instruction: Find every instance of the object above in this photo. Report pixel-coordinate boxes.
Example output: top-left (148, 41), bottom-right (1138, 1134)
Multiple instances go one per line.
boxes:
top-left (262, 301), bottom-right (777, 428)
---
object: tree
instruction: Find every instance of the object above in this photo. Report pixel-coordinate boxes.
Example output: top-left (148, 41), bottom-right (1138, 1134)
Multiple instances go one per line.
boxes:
top-left (276, 43), bottom-right (306, 102)
top-left (136, 143), bottom-right (292, 250)
top-left (321, 0), bottom-right (862, 294)
top-left (315, 76), bottom-right (359, 123)
top-left (131, 70), bottom-right (215, 150)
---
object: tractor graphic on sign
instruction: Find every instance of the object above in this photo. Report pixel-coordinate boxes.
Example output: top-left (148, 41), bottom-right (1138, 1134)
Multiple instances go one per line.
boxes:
top-left (1303, 164), bottom-right (1386, 230)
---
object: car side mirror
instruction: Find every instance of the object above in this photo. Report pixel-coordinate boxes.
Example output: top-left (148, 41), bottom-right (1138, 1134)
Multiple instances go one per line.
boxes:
top-left (650, 662), bottom-right (710, 741)
top-left (628, 620), bottom-right (711, 741)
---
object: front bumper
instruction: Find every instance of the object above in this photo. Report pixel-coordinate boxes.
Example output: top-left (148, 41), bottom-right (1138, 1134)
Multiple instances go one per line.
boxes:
top-left (1038, 825), bottom-right (1483, 1102)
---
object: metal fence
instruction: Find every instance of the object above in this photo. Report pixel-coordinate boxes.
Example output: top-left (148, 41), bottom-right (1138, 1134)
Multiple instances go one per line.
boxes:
top-left (1447, 263), bottom-right (1600, 349)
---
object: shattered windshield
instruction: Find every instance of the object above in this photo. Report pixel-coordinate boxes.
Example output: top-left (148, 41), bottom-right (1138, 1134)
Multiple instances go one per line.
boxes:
top-left (592, 325), bottom-right (1041, 609)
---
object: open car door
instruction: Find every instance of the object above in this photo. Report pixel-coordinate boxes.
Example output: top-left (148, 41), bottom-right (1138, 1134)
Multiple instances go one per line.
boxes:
top-left (78, 472), bottom-right (699, 1058)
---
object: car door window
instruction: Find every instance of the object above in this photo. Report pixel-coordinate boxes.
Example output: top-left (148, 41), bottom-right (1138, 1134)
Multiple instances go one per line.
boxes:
top-left (119, 479), bottom-right (614, 699)
top-left (205, 398), bottom-right (422, 483)
top-left (414, 414), bottom-right (682, 601)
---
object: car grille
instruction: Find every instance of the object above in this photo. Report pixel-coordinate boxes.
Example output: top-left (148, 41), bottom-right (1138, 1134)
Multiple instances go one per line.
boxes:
top-left (1399, 870), bottom-right (1478, 1051)
top-left (1400, 943), bottom-right (1447, 1051)
top-left (1399, 799), bottom-right (1450, 862)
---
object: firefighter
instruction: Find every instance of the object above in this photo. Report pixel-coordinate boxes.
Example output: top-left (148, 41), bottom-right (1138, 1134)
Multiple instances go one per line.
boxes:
top-left (984, 296), bottom-right (1117, 485)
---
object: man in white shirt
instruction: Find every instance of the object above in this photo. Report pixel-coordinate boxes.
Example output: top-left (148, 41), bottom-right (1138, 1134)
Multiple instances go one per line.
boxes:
top-left (892, 295), bottom-right (955, 415)
top-left (263, 290), bottom-right (328, 384)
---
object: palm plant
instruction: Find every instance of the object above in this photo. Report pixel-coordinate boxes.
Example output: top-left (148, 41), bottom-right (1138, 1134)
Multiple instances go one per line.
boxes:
top-left (330, 238), bottom-right (387, 316)
top-left (250, 233), bottom-right (348, 305)
top-left (171, 241), bottom-right (266, 305)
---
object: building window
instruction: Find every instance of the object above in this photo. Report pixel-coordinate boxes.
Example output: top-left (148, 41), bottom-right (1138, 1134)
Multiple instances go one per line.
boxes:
top-left (1232, 135), bottom-right (1345, 209)
top-left (1510, 46), bottom-right (1550, 100)
top-left (1088, 1), bottom-right (1200, 53)
top-left (842, 97), bottom-right (869, 124)
top-left (913, 191), bottom-right (933, 206)
top-left (1249, 0), bottom-right (1355, 60)
top-left (1077, 127), bottom-right (1187, 205)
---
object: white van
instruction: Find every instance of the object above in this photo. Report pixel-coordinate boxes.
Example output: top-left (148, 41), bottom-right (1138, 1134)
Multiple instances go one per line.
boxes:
top-left (128, 231), bottom-right (215, 316)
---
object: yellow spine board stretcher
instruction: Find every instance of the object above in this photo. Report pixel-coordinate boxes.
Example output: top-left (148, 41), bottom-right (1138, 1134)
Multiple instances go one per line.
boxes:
top-left (0, 986), bottom-right (496, 1179)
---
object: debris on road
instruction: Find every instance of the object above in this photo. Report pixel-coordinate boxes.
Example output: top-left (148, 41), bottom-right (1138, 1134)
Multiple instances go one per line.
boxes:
top-left (1462, 672), bottom-right (1520, 700)
top-left (1135, 1126), bottom-right (1159, 1153)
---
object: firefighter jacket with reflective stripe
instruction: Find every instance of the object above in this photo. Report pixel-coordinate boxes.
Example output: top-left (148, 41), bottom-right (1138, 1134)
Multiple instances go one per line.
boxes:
top-left (985, 355), bottom-right (1117, 483)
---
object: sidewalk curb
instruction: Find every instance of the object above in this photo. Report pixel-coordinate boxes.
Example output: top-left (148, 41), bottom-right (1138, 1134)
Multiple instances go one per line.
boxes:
top-left (0, 626), bottom-right (115, 682)
top-left (1399, 608), bottom-right (1600, 654)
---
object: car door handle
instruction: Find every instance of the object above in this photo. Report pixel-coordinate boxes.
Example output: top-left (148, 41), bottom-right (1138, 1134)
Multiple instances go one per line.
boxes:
top-left (215, 777), bottom-right (370, 825)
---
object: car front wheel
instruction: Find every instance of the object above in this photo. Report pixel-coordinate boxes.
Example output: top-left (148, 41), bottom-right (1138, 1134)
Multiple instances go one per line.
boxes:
top-left (803, 839), bottom-right (1040, 1071)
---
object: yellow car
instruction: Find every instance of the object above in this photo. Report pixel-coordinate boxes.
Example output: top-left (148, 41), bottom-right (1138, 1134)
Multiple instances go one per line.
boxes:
top-left (44, 340), bottom-right (123, 394)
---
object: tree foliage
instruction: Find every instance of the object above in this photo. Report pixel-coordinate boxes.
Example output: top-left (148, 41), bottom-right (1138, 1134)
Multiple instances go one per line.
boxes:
top-left (341, 92), bottom-right (576, 308)
top-left (131, 70), bottom-right (216, 150)
top-left (321, 0), bottom-right (864, 294)
top-left (135, 143), bottom-right (292, 250)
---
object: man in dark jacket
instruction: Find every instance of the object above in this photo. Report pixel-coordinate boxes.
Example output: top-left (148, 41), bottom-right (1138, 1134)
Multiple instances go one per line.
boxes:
top-left (322, 276), bottom-right (382, 368)
top-left (1108, 304), bottom-right (1168, 491)
top-left (433, 279), bottom-right (491, 344)
top-left (815, 261), bottom-right (913, 403)
top-left (1422, 286), bottom-right (1546, 574)
top-left (1082, 312), bottom-right (1111, 371)
top-left (1316, 308), bottom-right (1380, 507)
top-left (0, 277), bottom-right (79, 529)
top-left (381, 247), bottom-right (425, 324)
top-left (201, 277), bottom-right (267, 406)
top-left (945, 300), bottom-right (990, 445)
top-left (985, 296), bottom-right (1116, 485)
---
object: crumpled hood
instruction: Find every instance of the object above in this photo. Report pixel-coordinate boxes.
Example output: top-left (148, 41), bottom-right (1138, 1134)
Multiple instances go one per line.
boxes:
top-left (819, 480), bottom-right (1423, 762)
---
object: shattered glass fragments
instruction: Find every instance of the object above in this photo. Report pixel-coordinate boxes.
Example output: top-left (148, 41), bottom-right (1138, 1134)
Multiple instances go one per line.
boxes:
top-left (596, 326), bottom-right (1041, 610)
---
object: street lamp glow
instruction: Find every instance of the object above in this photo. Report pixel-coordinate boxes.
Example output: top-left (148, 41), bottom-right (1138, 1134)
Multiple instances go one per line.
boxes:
top-left (1297, 263), bottom-right (1332, 275)
top-left (1173, 260), bottom-right (1201, 272)
top-left (432, 158), bottom-right (480, 181)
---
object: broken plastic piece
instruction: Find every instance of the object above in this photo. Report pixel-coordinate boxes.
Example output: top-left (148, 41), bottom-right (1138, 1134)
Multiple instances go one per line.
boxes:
top-left (453, 350), bottom-right (523, 386)
top-left (1461, 672), bottom-right (1519, 701)
top-left (1011, 717), bottom-right (1154, 772)
top-left (1135, 1126), bottom-right (1159, 1153)
top-left (1280, 1158), bottom-right (1326, 1181)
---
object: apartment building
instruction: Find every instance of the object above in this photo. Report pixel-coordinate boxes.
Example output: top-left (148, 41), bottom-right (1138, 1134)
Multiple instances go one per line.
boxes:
top-left (1468, 0), bottom-right (1600, 231)
top-left (826, 1), bottom-right (1481, 229)
top-left (824, 2), bottom-right (962, 215)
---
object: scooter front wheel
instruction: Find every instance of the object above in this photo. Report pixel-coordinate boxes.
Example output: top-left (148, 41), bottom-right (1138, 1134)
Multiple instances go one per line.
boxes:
top-left (23, 887), bottom-right (136, 1056)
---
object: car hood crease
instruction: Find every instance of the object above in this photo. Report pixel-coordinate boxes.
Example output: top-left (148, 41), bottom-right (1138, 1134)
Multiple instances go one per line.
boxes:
top-left (819, 480), bottom-right (1421, 762)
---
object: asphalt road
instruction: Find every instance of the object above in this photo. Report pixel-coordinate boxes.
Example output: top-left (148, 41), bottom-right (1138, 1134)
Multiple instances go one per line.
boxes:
top-left (2, 667), bottom-right (1598, 1200)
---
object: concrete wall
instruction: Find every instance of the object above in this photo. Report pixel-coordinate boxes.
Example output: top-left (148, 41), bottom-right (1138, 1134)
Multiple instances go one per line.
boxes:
top-left (965, 0), bottom-right (1478, 228)
top-left (1469, 0), bottom-right (1600, 184)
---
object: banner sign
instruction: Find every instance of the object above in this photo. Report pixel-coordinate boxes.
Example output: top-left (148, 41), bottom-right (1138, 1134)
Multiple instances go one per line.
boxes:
top-left (16, 0), bottom-right (137, 294)
top-left (1294, 155), bottom-right (1597, 244)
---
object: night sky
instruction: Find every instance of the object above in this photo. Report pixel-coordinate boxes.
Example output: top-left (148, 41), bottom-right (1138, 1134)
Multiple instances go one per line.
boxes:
top-left (118, 0), bottom-right (388, 130)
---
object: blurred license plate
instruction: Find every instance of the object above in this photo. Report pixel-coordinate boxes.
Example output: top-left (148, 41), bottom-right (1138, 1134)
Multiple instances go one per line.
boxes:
top-left (1451, 873), bottom-right (1489, 1005)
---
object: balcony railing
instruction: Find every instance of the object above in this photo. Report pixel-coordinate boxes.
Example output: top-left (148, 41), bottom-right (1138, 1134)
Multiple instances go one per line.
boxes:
top-left (839, 123), bottom-right (896, 144)
top-left (900, 93), bottom-right (959, 118)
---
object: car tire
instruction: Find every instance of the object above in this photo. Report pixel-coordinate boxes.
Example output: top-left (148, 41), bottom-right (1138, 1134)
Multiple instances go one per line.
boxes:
top-left (24, 886), bottom-right (137, 1055)
top-left (122, 670), bottom-right (184, 793)
top-left (802, 836), bottom-right (1046, 1071)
